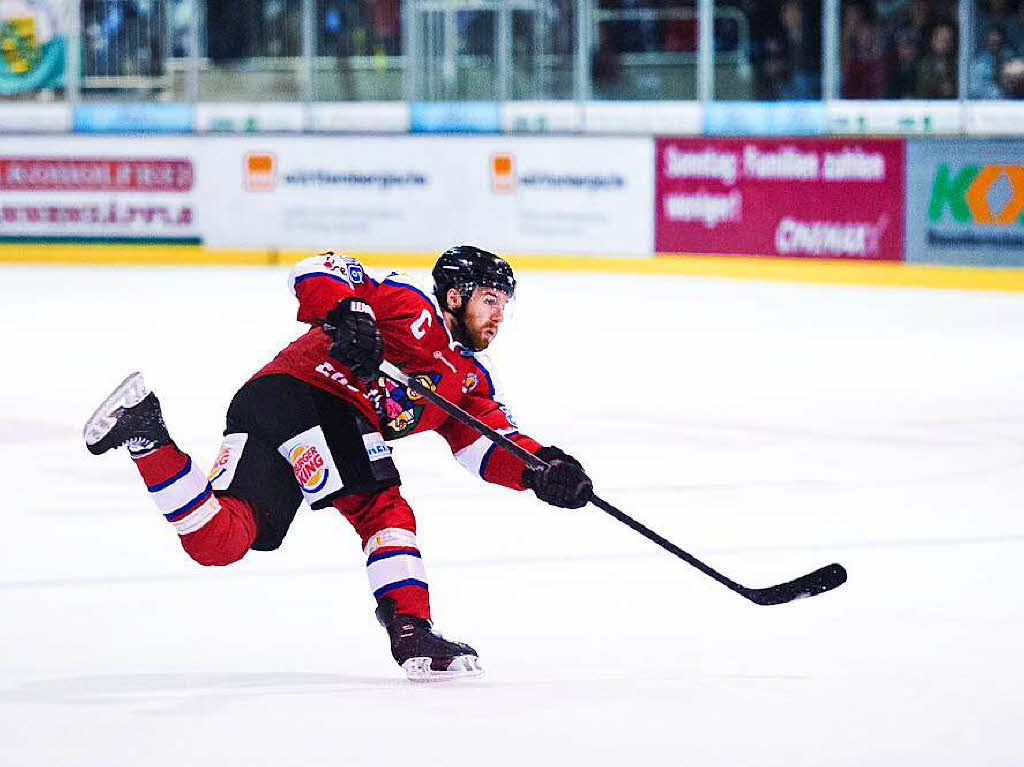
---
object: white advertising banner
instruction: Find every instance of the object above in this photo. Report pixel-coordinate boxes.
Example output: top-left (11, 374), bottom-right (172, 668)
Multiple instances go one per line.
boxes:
top-left (199, 135), bottom-right (653, 256)
top-left (448, 136), bottom-right (653, 256)
top-left (200, 136), bottom-right (455, 251)
top-left (0, 135), bottom-right (653, 255)
top-left (0, 136), bottom-right (200, 242)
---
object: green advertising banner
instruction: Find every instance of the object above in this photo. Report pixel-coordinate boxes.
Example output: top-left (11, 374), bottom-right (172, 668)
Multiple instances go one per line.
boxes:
top-left (0, 1), bottom-right (65, 94)
top-left (906, 139), bottom-right (1024, 266)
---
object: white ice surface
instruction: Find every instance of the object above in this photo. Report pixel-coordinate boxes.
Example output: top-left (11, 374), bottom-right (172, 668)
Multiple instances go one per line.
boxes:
top-left (2, 265), bottom-right (1023, 766)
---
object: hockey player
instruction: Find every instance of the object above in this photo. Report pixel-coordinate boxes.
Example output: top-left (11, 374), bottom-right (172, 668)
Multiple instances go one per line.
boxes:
top-left (82, 246), bottom-right (593, 682)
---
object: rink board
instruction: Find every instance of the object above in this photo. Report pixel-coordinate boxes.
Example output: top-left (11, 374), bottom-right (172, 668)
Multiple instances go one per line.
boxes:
top-left (2, 134), bottom-right (1024, 287)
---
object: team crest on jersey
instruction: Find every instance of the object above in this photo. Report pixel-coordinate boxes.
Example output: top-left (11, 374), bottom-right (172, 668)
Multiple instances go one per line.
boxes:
top-left (461, 372), bottom-right (479, 394)
top-left (405, 373), bottom-right (438, 401)
top-left (289, 444), bottom-right (329, 492)
top-left (377, 371), bottom-right (442, 438)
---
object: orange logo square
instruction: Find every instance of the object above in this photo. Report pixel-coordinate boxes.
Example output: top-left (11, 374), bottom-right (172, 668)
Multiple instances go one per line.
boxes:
top-left (491, 153), bottom-right (516, 193)
top-left (244, 152), bottom-right (276, 192)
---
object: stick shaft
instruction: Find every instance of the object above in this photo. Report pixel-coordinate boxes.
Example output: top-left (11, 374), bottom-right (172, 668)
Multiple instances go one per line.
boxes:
top-left (379, 359), bottom-right (751, 597)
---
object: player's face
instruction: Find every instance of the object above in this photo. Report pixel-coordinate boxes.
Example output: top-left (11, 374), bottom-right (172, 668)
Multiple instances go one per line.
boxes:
top-left (461, 287), bottom-right (510, 349)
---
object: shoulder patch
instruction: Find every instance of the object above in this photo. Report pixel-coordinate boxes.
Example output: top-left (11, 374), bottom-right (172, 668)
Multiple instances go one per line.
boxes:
top-left (289, 252), bottom-right (369, 294)
top-left (321, 253), bottom-right (364, 284)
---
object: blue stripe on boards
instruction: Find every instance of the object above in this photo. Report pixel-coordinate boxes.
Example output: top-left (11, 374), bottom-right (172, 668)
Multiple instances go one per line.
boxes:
top-left (366, 548), bottom-right (422, 565)
top-left (164, 484), bottom-right (213, 521)
top-left (373, 579), bottom-right (429, 599)
top-left (147, 457), bottom-right (192, 493)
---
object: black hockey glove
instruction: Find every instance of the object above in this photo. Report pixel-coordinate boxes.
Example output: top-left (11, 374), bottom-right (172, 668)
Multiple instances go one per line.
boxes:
top-left (522, 446), bottom-right (593, 509)
top-left (325, 297), bottom-right (384, 383)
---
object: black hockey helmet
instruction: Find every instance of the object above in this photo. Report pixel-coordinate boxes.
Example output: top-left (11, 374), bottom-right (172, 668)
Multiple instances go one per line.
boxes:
top-left (432, 245), bottom-right (516, 313)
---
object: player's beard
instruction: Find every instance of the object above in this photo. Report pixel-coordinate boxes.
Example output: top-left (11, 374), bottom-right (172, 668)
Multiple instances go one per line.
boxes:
top-left (460, 320), bottom-right (498, 351)
top-left (470, 324), bottom-right (496, 350)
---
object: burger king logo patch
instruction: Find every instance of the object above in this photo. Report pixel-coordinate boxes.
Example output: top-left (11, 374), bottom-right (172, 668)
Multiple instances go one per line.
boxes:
top-left (289, 444), bottom-right (329, 493)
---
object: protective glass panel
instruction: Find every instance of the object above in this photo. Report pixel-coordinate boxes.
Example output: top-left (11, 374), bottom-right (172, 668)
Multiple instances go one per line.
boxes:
top-left (406, 0), bottom-right (577, 102)
top-left (198, 0), bottom-right (304, 102)
top-left (970, 0), bottom-right (1024, 98)
top-left (80, 0), bottom-right (178, 100)
top-left (592, 0), bottom-right (699, 100)
top-left (314, 0), bottom-right (402, 100)
top-left (839, 0), bottom-right (960, 99)
top-left (735, 0), bottom-right (820, 100)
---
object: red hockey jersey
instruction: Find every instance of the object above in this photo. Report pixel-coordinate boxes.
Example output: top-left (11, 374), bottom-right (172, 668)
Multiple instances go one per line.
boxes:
top-left (254, 252), bottom-right (542, 490)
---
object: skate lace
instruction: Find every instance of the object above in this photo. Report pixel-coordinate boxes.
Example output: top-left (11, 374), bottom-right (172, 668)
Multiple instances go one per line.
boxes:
top-left (125, 436), bottom-right (157, 455)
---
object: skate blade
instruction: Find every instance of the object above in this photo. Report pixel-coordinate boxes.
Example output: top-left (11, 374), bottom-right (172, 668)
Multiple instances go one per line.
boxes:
top-left (82, 371), bottom-right (148, 450)
top-left (403, 655), bottom-right (484, 682)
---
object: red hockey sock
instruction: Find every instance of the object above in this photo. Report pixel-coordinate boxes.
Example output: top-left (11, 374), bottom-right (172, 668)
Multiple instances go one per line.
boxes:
top-left (335, 487), bottom-right (431, 622)
top-left (179, 496), bottom-right (258, 566)
top-left (132, 444), bottom-right (256, 565)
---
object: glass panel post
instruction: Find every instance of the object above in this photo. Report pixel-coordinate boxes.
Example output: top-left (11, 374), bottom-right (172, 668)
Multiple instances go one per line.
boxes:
top-left (573, 0), bottom-right (591, 102)
top-left (186, 0), bottom-right (201, 102)
top-left (823, 0), bottom-right (839, 101)
top-left (698, 0), bottom-right (713, 102)
top-left (68, 0), bottom-right (82, 101)
top-left (403, 0), bottom-right (417, 100)
top-left (958, 0), bottom-right (970, 112)
top-left (301, 0), bottom-right (314, 108)
top-left (497, 2), bottom-right (510, 101)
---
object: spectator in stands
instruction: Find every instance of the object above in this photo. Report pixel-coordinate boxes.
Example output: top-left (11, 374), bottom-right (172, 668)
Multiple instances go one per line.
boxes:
top-left (886, 0), bottom-right (931, 57)
top-left (368, 0), bottom-right (400, 56)
top-left (998, 55), bottom-right (1024, 95)
top-left (916, 19), bottom-right (958, 98)
top-left (758, 32), bottom-right (789, 99)
top-left (886, 27), bottom-right (921, 97)
top-left (976, 0), bottom-right (1022, 51)
top-left (592, 23), bottom-right (623, 97)
top-left (619, 0), bottom-right (658, 53)
top-left (841, 1), bottom-right (886, 98)
top-left (751, 1), bottom-right (820, 100)
top-left (969, 23), bottom-right (1017, 97)
top-left (778, 0), bottom-right (822, 98)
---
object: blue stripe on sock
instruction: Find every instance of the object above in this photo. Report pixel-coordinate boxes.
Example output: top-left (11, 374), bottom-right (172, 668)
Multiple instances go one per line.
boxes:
top-left (366, 548), bottom-right (422, 565)
top-left (147, 457), bottom-right (192, 493)
top-left (373, 579), bottom-right (428, 599)
top-left (164, 484), bottom-right (213, 521)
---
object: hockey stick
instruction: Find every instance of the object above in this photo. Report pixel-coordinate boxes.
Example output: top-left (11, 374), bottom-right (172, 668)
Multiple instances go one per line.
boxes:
top-left (379, 360), bottom-right (847, 606)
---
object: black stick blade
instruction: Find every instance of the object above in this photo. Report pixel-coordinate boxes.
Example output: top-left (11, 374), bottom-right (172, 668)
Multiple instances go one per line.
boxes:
top-left (742, 563), bottom-right (848, 606)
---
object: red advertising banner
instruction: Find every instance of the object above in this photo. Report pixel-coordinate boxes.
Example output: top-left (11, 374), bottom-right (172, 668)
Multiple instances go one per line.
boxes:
top-left (0, 158), bottom-right (193, 192)
top-left (655, 138), bottom-right (905, 261)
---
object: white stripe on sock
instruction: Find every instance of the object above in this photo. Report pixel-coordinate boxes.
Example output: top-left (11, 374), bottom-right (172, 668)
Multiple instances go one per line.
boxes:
top-left (366, 552), bottom-right (428, 595)
top-left (363, 528), bottom-right (418, 557)
top-left (151, 461), bottom-right (212, 516)
top-left (170, 495), bottom-right (221, 536)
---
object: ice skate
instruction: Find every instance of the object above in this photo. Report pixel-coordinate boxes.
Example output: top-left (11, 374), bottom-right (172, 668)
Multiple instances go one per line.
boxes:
top-left (83, 372), bottom-right (171, 456)
top-left (376, 598), bottom-right (483, 682)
